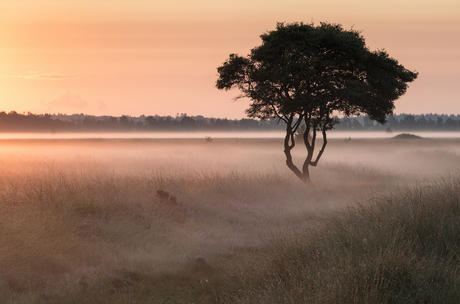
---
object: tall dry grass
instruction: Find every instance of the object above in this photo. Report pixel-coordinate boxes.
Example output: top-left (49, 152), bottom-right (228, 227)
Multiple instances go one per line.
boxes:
top-left (0, 138), bottom-right (458, 303)
top-left (214, 174), bottom-right (460, 303)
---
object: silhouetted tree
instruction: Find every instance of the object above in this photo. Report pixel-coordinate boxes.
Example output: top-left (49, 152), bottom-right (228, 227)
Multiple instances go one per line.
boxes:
top-left (119, 115), bottom-right (132, 130)
top-left (436, 117), bottom-right (444, 129)
top-left (162, 116), bottom-right (174, 129)
top-left (216, 22), bottom-right (418, 185)
top-left (238, 118), bottom-right (260, 129)
top-left (416, 115), bottom-right (428, 129)
top-left (363, 116), bottom-right (375, 130)
top-left (401, 115), bottom-right (416, 129)
top-left (8, 110), bottom-right (460, 133)
top-left (426, 117), bottom-right (436, 129)
top-left (335, 116), bottom-right (351, 130)
top-left (387, 115), bottom-right (399, 130)
top-left (351, 118), bottom-right (364, 130)
top-left (195, 116), bottom-right (210, 129)
top-left (211, 118), bottom-right (235, 130)
top-left (105, 116), bottom-right (120, 130)
top-left (145, 116), bottom-right (158, 130)
top-left (444, 117), bottom-right (459, 130)
top-left (179, 116), bottom-right (197, 129)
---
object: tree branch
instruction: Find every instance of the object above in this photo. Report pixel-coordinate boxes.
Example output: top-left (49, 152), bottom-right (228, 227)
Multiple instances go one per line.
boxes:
top-left (285, 115), bottom-right (295, 150)
top-left (292, 114), bottom-right (304, 133)
top-left (271, 104), bottom-right (288, 124)
top-left (310, 126), bottom-right (328, 166)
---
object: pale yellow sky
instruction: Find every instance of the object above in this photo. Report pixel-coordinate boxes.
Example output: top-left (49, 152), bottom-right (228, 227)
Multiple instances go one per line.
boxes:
top-left (0, 0), bottom-right (459, 118)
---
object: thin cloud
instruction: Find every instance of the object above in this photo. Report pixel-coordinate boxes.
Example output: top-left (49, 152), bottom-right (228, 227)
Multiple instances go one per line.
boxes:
top-left (49, 92), bottom-right (88, 109)
top-left (10, 71), bottom-right (78, 80)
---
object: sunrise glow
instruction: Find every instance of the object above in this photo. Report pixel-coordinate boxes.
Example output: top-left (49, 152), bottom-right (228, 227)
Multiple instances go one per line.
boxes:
top-left (0, 0), bottom-right (459, 118)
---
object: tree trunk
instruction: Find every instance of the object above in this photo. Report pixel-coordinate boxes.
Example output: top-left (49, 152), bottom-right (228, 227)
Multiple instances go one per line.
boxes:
top-left (284, 127), bottom-right (313, 186)
top-left (284, 149), bottom-right (312, 185)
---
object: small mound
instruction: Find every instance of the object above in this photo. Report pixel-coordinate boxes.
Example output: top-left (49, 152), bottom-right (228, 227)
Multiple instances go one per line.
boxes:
top-left (391, 133), bottom-right (423, 140)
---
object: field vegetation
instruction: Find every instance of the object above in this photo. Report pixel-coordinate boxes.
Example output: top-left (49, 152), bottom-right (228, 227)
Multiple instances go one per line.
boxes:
top-left (0, 136), bottom-right (459, 303)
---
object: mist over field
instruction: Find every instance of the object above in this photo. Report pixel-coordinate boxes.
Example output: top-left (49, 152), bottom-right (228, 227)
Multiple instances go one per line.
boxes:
top-left (1, 134), bottom-right (460, 302)
top-left (1, 130), bottom-right (460, 140)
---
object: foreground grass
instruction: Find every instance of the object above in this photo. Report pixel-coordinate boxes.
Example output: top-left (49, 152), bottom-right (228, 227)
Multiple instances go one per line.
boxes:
top-left (0, 164), bottom-right (333, 303)
top-left (214, 174), bottom-right (460, 303)
top-left (2, 168), bottom-right (460, 303)
top-left (0, 138), bottom-right (459, 303)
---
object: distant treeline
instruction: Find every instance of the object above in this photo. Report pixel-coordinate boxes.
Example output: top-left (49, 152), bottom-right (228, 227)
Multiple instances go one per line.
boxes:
top-left (1, 111), bottom-right (460, 133)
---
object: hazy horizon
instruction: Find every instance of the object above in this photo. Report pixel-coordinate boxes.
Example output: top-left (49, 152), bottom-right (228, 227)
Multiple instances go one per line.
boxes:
top-left (0, 130), bottom-right (459, 140)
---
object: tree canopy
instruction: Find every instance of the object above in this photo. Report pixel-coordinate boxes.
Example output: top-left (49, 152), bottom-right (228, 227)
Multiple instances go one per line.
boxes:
top-left (216, 22), bottom-right (418, 184)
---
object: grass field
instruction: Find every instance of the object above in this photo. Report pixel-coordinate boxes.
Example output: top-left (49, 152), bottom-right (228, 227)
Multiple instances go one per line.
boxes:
top-left (0, 136), bottom-right (459, 303)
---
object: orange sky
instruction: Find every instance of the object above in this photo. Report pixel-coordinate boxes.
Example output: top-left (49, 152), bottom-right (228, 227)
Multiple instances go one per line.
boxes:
top-left (0, 0), bottom-right (459, 119)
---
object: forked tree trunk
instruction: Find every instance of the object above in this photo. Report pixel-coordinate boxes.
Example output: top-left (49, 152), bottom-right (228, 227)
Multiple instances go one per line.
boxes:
top-left (284, 149), bottom-right (312, 185)
top-left (283, 127), bottom-right (312, 185)
top-left (283, 120), bottom-right (327, 186)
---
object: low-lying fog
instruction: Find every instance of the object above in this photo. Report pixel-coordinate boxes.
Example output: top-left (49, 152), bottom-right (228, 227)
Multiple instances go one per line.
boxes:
top-left (1, 131), bottom-right (460, 140)
top-left (1, 135), bottom-right (459, 183)
top-left (1, 134), bottom-right (460, 300)
top-left (1, 134), bottom-right (459, 259)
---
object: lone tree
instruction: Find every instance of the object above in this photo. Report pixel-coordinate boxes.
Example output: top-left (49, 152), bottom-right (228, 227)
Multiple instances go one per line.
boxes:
top-left (216, 22), bottom-right (417, 185)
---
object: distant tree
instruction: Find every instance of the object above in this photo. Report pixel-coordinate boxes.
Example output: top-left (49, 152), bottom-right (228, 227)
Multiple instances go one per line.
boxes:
top-left (401, 115), bottom-right (416, 129)
top-left (363, 116), bottom-right (375, 130)
top-left (436, 116), bottom-right (444, 129)
top-left (416, 115), bottom-right (428, 129)
top-left (351, 118), bottom-right (364, 130)
top-left (145, 116), bottom-right (158, 129)
top-left (444, 117), bottom-right (459, 130)
top-left (119, 115), bottom-right (132, 129)
top-left (195, 117), bottom-right (210, 129)
top-left (216, 22), bottom-right (417, 185)
top-left (81, 116), bottom-right (97, 130)
top-left (238, 118), bottom-right (260, 129)
top-left (105, 116), bottom-right (120, 130)
top-left (336, 116), bottom-right (351, 130)
top-left (211, 118), bottom-right (235, 130)
top-left (426, 118), bottom-right (436, 129)
top-left (134, 120), bottom-right (145, 130)
top-left (179, 116), bottom-right (197, 129)
top-left (386, 115), bottom-right (399, 130)
top-left (163, 116), bottom-right (174, 129)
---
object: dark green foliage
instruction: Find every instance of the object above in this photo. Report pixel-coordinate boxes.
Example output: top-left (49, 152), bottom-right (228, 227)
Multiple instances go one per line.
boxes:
top-left (217, 22), bottom-right (418, 184)
top-left (217, 22), bottom-right (417, 123)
